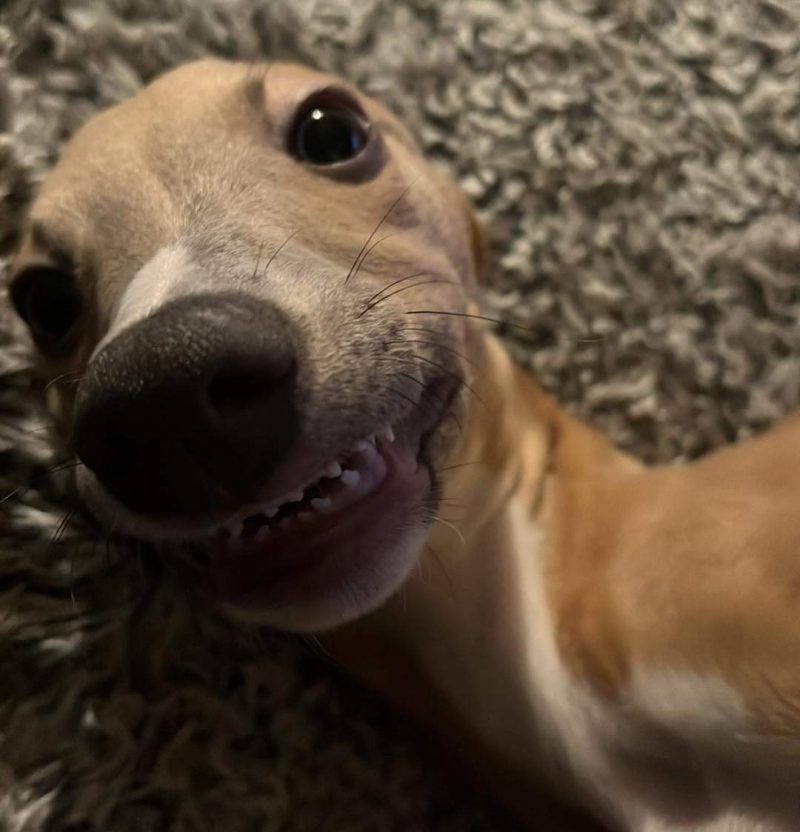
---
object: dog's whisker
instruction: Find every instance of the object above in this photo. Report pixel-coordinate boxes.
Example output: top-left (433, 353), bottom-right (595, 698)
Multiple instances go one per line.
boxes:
top-left (261, 228), bottom-right (299, 279)
top-left (47, 459), bottom-right (84, 475)
top-left (18, 424), bottom-right (52, 435)
top-left (44, 370), bottom-right (83, 392)
top-left (344, 184), bottom-right (412, 284)
top-left (377, 356), bottom-right (466, 434)
top-left (431, 515), bottom-right (466, 547)
top-left (412, 353), bottom-right (485, 407)
top-left (0, 488), bottom-right (21, 505)
top-left (50, 510), bottom-right (76, 549)
top-left (405, 313), bottom-right (607, 346)
top-left (436, 459), bottom-right (485, 473)
top-left (405, 308), bottom-right (544, 336)
top-left (361, 271), bottom-right (429, 309)
top-left (349, 232), bottom-right (397, 285)
top-left (251, 241), bottom-right (266, 280)
top-left (374, 384), bottom-right (431, 417)
top-left (424, 540), bottom-right (456, 598)
top-left (300, 633), bottom-right (337, 664)
top-left (357, 279), bottom-right (458, 319)
top-left (394, 333), bottom-right (485, 372)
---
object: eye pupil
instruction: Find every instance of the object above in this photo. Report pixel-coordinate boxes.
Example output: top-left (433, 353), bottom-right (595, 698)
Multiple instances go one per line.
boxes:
top-left (295, 106), bottom-right (368, 166)
top-left (12, 269), bottom-right (83, 344)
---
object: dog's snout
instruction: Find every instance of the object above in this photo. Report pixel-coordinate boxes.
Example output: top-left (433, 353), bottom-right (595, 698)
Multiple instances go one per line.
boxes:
top-left (74, 293), bottom-right (298, 516)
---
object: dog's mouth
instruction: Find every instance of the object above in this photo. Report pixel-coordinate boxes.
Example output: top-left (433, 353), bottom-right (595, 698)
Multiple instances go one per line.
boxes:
top-left (173, 375), bottom-right (457, 626)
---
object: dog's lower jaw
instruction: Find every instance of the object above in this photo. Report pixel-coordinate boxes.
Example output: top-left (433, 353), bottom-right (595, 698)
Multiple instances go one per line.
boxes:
top-left (218, 523), bottom-right (432, 633)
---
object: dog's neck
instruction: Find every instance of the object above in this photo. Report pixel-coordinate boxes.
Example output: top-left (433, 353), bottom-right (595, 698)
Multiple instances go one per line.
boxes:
top-left (323, 332), bottom-right (635, 826)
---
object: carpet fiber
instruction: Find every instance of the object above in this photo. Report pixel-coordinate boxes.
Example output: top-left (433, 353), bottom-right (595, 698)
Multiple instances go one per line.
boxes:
top-left (2, 1), bottom-right (800, 830)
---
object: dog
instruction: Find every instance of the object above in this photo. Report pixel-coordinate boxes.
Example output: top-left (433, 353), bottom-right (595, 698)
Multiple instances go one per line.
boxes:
top-left (7, 60), bottom-right (800, 832)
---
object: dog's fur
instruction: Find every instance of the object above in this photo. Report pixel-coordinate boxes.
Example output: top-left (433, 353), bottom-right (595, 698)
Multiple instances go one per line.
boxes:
top-left (8, 61), bottom-right (800, 832)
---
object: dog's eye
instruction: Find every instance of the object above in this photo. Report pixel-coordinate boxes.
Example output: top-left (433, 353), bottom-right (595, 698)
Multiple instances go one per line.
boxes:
top-left (11, 267), bottom-right (83, 346)
top-left (290, 93), bottom-right (370, 166)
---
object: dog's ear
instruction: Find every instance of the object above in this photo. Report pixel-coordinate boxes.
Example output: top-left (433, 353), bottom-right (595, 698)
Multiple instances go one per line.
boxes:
top-left (434, 166), bottom-right (490, 283)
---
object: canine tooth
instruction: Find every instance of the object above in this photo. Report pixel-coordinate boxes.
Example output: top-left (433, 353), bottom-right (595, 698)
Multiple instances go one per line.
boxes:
top-left (311, 497), bottom-right (333, 513)
top-left (384, 425), bottom-right (395, 442)
top-left (326, 462), bottom-right (343, 479)
top-left (341, 469), bottom-right (360, 488)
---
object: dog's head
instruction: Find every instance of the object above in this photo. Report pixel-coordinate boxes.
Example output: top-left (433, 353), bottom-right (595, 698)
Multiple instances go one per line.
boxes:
top-left (8, 60), bottom-right (487, 631)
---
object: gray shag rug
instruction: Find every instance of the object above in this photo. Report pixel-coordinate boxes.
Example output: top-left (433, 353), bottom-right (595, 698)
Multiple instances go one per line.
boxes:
top-left (2, 1), bottom-right (800, 830)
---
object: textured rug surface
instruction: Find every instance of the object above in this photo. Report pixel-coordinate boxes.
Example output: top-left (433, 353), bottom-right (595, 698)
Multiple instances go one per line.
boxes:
top-left (2, 1), bottom-right (800, 830)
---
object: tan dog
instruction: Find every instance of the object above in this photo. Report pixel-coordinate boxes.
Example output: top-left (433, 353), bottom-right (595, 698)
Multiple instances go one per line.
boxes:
top-left (7, 60), bottom-right (800, 832)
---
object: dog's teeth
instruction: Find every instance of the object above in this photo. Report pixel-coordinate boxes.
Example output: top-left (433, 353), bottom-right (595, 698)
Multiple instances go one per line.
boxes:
top-left (255, 525), bottom-right (271, 541)
top-left (228, 521), bottom-right (244, 538)
top-left (287, 490), bottom-right (304, 503)
top-left (341, 469), bottom-right (360, 488)
top-left (383, 425), bottom-right (395, 443)
top-left (326, 462), bottom-right (343, 479)
top-left (298, 511), bottom-right (314, 524)
top-left (368, 434), bottom-right (377, 446)
top-left (311, 497), bottom-right (333, 513)
top-left (355, 439), bottom-right (370, 452)
top-left (264, 506), bottom-right (279, 519)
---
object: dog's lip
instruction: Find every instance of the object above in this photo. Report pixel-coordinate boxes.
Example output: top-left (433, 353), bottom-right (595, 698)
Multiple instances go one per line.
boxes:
top-left (193, 435), bottom-right (429, 604)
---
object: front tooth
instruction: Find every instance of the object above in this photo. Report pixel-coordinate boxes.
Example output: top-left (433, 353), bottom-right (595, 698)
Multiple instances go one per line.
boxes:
top-left (355, 439), bottom-right (370, 452)
top-left (311, 497), bottom-right (333, 513)
top-left (326, 462), bottom-right (343, 479)
top-left (228, 520), bottom-right (244, 537)
top-left (287, 489), bottom-right (304, 503)
top-left (384, 425), bottom-right (395, 442)
top-left (341, 469), bottom-right (360, 488)
top-left (264, 506), bottom-right (279, 519)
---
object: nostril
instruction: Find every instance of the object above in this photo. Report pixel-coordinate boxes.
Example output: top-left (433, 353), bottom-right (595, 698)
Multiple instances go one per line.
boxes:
top-left (209, 368), bottom-right (267, 413)
top-left (206, 358), bottom-right (295, 418)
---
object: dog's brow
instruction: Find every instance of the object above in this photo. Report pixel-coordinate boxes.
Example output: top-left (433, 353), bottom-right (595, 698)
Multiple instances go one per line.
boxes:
top-left (28, 221), bottom-right (74, 271)
top-left (242, 63), bottom-right (272, 112)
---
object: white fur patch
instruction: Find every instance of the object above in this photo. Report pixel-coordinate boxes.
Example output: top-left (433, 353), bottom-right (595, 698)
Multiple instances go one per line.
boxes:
top-left (96, 244), bottom-right (199, 353)
top-left (631, 671), bottom-right (748, 733)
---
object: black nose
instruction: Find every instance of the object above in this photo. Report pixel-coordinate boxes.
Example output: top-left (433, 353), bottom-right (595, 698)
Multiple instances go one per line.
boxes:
top-left (74, 293), bottom-right (298, 516)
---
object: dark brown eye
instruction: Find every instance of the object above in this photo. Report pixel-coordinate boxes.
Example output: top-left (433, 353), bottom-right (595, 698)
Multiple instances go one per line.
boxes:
top-left (11, 267), bottom-right (83, 345)
top-left (290, 93), bottom-right (370, 166)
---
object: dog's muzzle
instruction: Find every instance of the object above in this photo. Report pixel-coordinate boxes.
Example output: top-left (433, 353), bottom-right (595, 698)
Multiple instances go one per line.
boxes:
top-left (74, 292), bottom-right (298, 516)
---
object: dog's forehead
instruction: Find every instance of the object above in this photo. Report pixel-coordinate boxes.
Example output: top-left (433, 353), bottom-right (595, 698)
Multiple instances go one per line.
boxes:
top-left (40, 61), bottom-right (410, 188)
top-left (25, 61), bottom-right (424, 256)
top-left (13, 59), bottom-right (476, 330)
